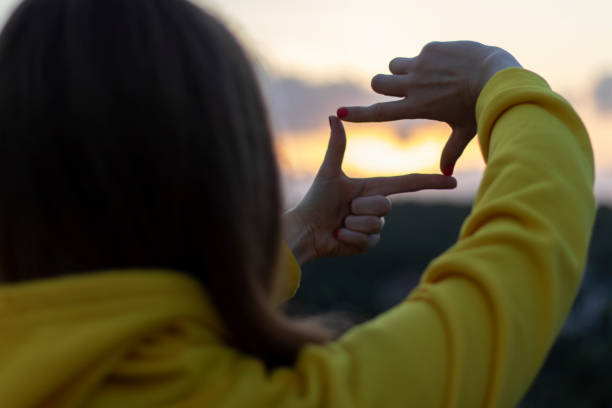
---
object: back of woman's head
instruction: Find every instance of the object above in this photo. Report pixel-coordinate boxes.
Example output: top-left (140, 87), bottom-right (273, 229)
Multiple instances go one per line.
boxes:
top-left (0, 0), bottom-right (328, 366)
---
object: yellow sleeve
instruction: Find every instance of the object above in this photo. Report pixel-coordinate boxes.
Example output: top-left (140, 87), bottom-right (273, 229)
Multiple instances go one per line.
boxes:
top-left (407, 68), bottom-right (596, 406)
top-left (281, 242), bottom-right (301, 300)
top-left (270, 242), bottom-right (302, 305)
top-left (242, 68), bottom-right (595, 408)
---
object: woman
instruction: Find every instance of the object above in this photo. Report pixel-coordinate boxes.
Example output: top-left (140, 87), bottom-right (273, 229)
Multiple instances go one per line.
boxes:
top-left (0, 0), bottom-right (595, 407)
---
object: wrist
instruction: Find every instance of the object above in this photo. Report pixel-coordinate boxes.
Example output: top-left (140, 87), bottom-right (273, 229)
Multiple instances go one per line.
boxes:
top-left (282, 208), bottom-right (317, 266)
top-left (475, 48), bottom-right (522, 101)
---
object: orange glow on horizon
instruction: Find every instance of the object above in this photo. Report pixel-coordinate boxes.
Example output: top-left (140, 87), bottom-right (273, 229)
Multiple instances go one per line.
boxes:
top-left (276, 122), bottom-right (486, 178)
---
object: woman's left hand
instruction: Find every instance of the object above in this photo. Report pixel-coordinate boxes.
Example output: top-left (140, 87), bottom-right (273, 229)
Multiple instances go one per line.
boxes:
top-left (283, 116), bottom-right (457, 265)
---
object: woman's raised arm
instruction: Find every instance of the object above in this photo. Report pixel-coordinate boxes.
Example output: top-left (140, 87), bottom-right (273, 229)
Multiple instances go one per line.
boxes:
top-left (216, 42), bottom-right (595, 408)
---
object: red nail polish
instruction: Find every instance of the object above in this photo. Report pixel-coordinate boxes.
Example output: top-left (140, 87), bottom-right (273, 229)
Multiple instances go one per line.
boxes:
top-left (442, 164), bottom-right (455, 176)
top-left (333, 229), bottom-right (339, 238)
top-left (337, 108), bottom-right (348, 119)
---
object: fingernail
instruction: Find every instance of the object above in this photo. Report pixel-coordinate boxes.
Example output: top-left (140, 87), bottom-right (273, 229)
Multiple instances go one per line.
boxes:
top-left (337, 107), bottom-right (348, 119)
top-left (442, 164), bottom-right (455, 177)
top-left (333, 229), bottom-right (339, 238)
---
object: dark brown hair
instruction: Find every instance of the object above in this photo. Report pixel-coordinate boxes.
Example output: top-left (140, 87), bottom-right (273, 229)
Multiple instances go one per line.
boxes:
top-left (0, 0), bottom-right (330, 366)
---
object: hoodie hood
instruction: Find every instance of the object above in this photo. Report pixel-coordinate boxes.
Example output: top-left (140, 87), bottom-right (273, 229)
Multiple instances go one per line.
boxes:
top-left (0, 270), bottom-right (231, 408)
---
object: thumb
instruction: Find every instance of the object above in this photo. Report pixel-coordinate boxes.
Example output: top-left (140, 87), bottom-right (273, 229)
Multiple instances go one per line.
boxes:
top-left (440, 125), bottom-right (476, 176)
top-left (320, 116), bottom-right (347, 175)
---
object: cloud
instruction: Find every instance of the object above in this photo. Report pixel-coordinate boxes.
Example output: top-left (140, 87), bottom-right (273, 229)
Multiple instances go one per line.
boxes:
top-left (257, 68), bottom-right (425, 136)
top-left (594, 75), bottom-right (612, 113)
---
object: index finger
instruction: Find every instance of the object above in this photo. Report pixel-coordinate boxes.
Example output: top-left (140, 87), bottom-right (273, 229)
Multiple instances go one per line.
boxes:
top-left (361, 173), bottom-right (457, 196)
top-left (338, 99), bottom-right (418, 123)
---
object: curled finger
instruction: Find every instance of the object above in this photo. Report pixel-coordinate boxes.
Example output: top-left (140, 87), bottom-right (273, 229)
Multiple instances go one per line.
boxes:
top-left (371, 74), bottom-right (407, 97)
top-left (389, 57), bottom-right (415, 74)
top-left (350, 195), bottom-right (391, 216)
top-left (344, 215), bottom-right (385, 234)
top-left (335, 229), bottom-right (380, 252)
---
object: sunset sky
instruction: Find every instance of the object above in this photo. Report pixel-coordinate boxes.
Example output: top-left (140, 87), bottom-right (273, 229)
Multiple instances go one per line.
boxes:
top-left (200, 0), bottom-right (612, 206)
top-left (0, 0), bottom-right (610, 204)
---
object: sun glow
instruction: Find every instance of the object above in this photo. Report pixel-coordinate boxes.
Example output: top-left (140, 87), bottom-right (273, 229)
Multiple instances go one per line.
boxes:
top-left (276, 121), bottom-right (486, 178)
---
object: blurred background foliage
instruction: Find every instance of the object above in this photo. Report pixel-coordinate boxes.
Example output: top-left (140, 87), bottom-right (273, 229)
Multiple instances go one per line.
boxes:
top-left (287, 202), bottom-right (612, 407)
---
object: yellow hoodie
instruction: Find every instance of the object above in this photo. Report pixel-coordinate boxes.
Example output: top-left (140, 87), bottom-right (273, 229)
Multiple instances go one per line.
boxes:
top-left (0, 68), bottom-right (596, 408)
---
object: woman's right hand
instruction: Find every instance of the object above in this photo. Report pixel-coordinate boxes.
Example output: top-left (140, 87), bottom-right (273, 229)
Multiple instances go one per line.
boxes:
top-left (338, 41), bottom-right (521, 176)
